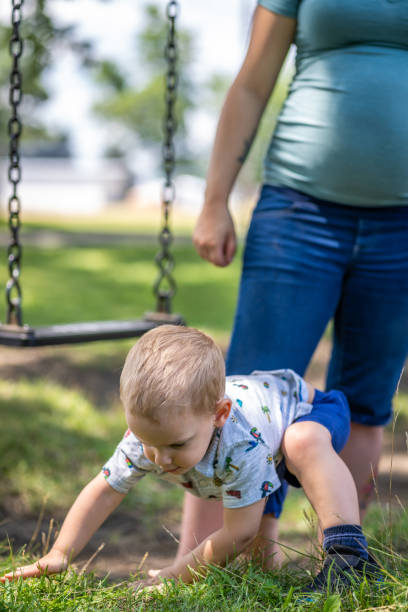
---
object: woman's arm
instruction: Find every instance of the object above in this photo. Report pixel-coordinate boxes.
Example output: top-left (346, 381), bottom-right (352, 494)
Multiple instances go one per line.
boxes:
top-left (0, 474), bottom-right (125, 581)
top-left (193, 6), bottom-right (296, 267)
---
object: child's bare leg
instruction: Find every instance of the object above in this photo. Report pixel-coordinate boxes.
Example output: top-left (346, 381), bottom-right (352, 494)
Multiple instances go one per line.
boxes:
top-left (340, 423), bottom-right (384, 519)
top-left (175, 493), bottom-right (224, 561)
top-left (177, 495), bottom-right (283, 570)
top-left (248, 513), bottom-right (284, 569)
top-left (281, 421), bottom-right (360, 529)
top-left (281, 421), bottom-right (378, 591)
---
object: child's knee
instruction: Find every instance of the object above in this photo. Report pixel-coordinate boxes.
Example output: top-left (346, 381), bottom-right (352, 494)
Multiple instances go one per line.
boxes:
top-left (282, 422), bottom-right (331, 467)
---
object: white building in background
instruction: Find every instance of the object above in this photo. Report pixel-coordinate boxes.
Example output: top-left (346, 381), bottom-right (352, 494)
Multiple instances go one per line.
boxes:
top-left (0, 156), bottom-right (246, 218)
top-left (130, 174), bottom-right (242, 215)
top-left (0, 157), bottom-right (132, 216)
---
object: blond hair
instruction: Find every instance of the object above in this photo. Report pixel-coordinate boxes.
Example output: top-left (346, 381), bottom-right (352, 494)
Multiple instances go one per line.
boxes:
top-left (120, 325), bottom-right (225, 420)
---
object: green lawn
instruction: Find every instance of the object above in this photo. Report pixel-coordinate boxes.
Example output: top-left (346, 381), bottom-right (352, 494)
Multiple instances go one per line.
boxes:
top-left (0, 233), bottom-right (407, 610)
top-left (1, 542), bottom-right (408, 611)
top-left (0, 242), bottom-right (241, 340)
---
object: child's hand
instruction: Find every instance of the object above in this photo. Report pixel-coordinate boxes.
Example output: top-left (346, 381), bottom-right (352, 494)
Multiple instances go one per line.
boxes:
top-left (0, 549), bottom-right (68, 582)
top-left (131, 567), bottom-right (175, 593)
top-left (131, 574), bottom-right (162, 593)
top-left (147, 568), bottom-right (162, 580)
top-left (148, 566), bottom-right (177, 581)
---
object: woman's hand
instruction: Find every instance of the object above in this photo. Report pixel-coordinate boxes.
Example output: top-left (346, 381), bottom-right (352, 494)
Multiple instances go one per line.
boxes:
top-left (193, 204), bottom-right (236, 267)
top-left (0, 549), bottom-right (68, 582)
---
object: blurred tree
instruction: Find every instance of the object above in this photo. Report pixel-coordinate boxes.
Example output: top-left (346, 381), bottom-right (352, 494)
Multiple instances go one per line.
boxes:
top-left (0, 0), bottom-right (290, 188)
top-left (93, 3), bottom-right (197, 174)
top-left (0, 0), bottom-right (81, 156)
top-left (202, 63), bottom-right (294, 196)
top-left (0, 0), bottom-right (128, 159)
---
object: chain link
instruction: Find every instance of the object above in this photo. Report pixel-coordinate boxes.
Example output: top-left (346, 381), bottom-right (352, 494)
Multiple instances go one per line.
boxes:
top-left (153, 0), bottom-right (179, 314)
top-left (6, 0), bottom-right (24, 326)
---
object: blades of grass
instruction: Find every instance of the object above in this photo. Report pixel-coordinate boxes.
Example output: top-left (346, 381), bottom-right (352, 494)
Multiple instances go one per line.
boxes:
top-left (78, 542), bottom-right (105, 576)
top-left (322, 594), bottom-right (341, 612)
top-left (281, 585), bottom-right (294, 609)
top-left (136, 551), bottom-right (149, 572)
top-left (160, 523), bottom-right (180, 546)
top-left (27, 497), bottom-right (48, 553)
top-left (42, 518), bottom-right (55, 556)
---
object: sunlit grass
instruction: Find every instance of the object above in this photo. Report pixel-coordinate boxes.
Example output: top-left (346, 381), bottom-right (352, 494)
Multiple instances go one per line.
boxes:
top-left (0, 542), bottom-right (407, 611)
top-left (0, 231), bottom-right (407, 608)
top-left (0, 378), bottom-right (182, 517)
top-left (0, 200), bottom-right (253, 237)
top-left (0, 243), bottom-right (241, 336)
top-left (0, 375), bottom-right (407, 609)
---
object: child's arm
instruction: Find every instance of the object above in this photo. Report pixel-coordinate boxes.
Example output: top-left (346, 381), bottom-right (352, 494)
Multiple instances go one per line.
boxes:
top-left (0, 474), bottom-right (125, 582)
top-left (154, 498), bottom-right (266, 584)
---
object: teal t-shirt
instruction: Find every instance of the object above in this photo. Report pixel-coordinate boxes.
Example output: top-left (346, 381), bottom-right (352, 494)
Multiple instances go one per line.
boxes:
top-left (258, 0), bottom-right (408, 206)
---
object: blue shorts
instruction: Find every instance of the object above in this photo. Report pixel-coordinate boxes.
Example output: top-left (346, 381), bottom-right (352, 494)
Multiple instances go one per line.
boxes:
top-left (226, 186), bottom-right (408, 427)
top-left (264, 388), bottom-right (350, 517)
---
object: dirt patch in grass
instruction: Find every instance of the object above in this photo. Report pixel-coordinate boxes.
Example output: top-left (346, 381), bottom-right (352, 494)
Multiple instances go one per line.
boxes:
top-left (0, 344), bottom-right (124, 409)
top-left (0, 507), bottom-right (179, 581)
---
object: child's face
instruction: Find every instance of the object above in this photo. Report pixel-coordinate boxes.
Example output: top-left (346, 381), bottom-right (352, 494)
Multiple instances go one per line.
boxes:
top-left (127, 400), bottom-right (231, 475)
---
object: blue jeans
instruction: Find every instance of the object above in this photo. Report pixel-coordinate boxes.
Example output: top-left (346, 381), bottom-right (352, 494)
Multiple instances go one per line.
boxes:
top-left (226, 185), bottom-right (408, 426)
top-left (226, 185), bottom-right (408, 517)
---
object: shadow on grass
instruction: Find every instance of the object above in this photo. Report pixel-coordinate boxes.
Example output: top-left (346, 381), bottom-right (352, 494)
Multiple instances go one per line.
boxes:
top-left (0, 377), bottom-right (184, 578)
top-left (0, 244), bottom-right (240, 334)
top-left (0, 389), bottom-right (120, 514)
top-left (0, 348), bottom-right (125, 410)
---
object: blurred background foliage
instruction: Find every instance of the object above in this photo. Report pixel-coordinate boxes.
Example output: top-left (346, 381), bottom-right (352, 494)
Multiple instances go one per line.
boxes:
top-left (0, 0), bottom-right (292, 186)
top-left (0, 0), bottom-right (84, 156)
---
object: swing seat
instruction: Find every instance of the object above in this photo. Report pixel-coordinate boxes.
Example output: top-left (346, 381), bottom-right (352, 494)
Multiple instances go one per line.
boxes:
top-left (0, 313), bottom-right (185, 347)
top-left (2, 0), bottom-right (183, 349)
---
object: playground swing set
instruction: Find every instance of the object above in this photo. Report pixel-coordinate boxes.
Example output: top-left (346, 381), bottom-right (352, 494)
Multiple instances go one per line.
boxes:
top-left (0, 0), bottom-right (185, 347)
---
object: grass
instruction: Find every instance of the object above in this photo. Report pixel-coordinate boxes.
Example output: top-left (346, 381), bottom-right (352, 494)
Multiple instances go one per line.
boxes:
top-left (0, 227), bottom-right (407, 609)
top-left (0, 383), bottom-right (406, 610)
top-left (3, 200), bottom-right (254, 237)
top-left (10, 207), bottom-right (200, 236)
top-left (0, 236), bottom-right (241, 517)
top-left (1, 542), bottom-right (408, 610)
top-left (0, 378), bottom-right (181, 518)
top-left (0, 243), bottom-right (241, 340)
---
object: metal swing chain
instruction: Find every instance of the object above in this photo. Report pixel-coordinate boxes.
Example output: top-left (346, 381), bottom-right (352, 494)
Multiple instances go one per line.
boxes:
top-left (6, 0), bottom-right (24, 326)
top-left (153, 0), bottom-right (179, 314)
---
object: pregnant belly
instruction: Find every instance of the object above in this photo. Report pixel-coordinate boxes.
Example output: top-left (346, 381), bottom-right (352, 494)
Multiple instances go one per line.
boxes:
top-left (268, 46), bottom-right (408, 205)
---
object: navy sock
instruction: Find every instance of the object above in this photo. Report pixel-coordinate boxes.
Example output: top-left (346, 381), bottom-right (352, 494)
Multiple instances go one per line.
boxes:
top-left (323, 524), bottom-right (368, 559)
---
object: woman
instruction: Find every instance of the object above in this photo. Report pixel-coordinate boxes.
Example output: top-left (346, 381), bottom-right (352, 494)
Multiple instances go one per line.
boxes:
top-left (181, 0), bottom-right (408, 566)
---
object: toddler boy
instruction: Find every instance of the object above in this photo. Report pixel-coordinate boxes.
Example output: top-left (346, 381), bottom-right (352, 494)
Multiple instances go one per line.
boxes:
top-left (0, 325), bottom-right (379, 591)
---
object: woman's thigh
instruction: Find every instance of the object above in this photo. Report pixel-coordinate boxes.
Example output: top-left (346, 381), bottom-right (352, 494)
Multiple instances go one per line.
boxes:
top-left (326, 207), bottom-right (408, 425)
top-left (226, 186), bottom-right (356, 375)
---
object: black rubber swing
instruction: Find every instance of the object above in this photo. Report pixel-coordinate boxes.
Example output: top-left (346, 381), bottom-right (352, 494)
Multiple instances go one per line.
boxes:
top-left (0, 0), bottom-right (184, 347)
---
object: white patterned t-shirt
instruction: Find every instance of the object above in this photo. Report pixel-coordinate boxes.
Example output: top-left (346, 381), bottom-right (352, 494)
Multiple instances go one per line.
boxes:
top-left (102, 369), bottom-right (312, 508)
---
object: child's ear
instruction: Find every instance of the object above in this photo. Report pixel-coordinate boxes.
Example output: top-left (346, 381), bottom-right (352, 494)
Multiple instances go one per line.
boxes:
top-left (214, 398), bottom-right (232, 427)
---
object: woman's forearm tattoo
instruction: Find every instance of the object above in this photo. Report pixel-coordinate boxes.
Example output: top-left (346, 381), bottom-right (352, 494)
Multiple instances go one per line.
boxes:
top-left (237, 132), bottom-right (256, 164)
